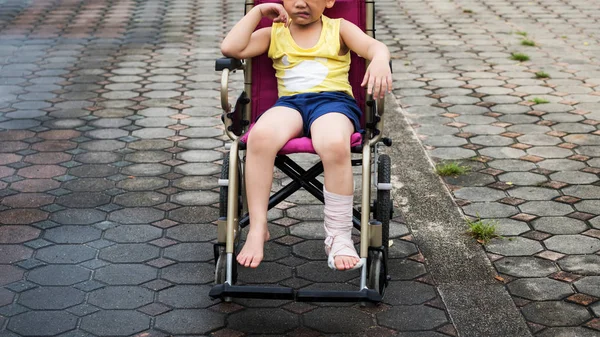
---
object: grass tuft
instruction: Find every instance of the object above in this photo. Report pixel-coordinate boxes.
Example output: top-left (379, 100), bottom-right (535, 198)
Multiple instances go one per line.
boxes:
top-left (530, 97), bottom-right (550, 104)
top-left (515, 31), bottom-right (528, 36)
top-left (535, 71), bottom-right (550, 78)
top-left (521, 39), bottom-right (536, 46)
top-left (510, 53), bottom-right (530, 61)
top-left (435, 161), bottom-right (471, 176)
top-left (466, 216), bottom-right (499, 244)
top-left (463, 9), bottom-right (474, 13)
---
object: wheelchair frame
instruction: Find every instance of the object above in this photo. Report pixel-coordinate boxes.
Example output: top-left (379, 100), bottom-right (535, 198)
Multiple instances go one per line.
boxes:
top-left (210, 0), bottom-right (393, 303)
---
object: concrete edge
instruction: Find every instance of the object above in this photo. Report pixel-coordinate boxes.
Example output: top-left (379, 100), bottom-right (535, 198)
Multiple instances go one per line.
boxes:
top-left (383, 94), bottom-right (532, 337)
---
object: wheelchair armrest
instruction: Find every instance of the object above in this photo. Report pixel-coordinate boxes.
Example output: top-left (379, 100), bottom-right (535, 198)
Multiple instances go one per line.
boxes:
top-left (215, 57), bottom-right (243, 71)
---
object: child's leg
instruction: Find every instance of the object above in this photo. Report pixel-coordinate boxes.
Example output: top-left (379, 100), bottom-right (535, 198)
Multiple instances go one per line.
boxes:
top-left (310, 112), bottom-right (360, 270)
top-left (238, 106), bottom-right (303, 268)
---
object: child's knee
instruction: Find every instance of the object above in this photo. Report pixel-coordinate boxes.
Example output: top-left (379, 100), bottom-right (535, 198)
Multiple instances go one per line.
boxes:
top-left (318, 137), bottom-right (350, 162)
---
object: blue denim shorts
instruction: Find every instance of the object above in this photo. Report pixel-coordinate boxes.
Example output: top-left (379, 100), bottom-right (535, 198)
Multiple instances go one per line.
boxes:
top-left (271, 91), bottom-right (362, 137)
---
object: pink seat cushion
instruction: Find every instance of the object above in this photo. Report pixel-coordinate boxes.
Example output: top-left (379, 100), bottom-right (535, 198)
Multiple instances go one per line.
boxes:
top-left (240, 124), bottom-right (363, 155)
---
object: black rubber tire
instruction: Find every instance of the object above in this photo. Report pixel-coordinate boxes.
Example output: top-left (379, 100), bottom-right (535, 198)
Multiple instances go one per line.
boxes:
top-left (219, 155), bottom-right (231, 218)
top-left (375, 154), bottom-right (391, 258)
top-left (367, 250), bottom-right (386, 297)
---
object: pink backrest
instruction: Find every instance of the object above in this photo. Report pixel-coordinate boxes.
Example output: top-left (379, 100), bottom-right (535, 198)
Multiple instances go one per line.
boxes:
top-left (251, 0), bottom-right (367, 126)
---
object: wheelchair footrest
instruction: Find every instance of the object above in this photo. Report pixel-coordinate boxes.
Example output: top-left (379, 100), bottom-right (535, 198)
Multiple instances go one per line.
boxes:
top-left (296, 288), bottom-right (382, 303)
top-left (210, 284), bottom-right (295, 300)
top-left (210, 284), bottom-right (382, 303)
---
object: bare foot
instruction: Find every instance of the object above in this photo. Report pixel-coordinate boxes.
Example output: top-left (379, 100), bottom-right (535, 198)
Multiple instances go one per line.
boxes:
top-left (237, 231), bottom-right (270, 268)
top-left (334, 255), bottom-right (361, 270)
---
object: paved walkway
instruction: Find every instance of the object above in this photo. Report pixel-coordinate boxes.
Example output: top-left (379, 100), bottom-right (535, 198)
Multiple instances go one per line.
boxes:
top-left (0, 0), bottom-right (597, 337)
top-left (380, 0), bottom-right (600, 336)
top-left (0, 0), bottom-right (455, 336)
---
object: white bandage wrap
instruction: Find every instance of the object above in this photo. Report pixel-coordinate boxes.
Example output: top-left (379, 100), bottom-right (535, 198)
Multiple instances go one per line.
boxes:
top-left (323, 187), bottom-right (364, 271)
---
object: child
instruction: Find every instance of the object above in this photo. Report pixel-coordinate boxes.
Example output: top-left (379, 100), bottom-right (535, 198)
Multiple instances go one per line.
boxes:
top-left (221, 0), bottom-right (392, 270)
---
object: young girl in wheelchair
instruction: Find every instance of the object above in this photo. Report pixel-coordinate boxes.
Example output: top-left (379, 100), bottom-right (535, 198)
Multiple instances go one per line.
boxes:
top-left (220, 0), bottom-right (392, 271)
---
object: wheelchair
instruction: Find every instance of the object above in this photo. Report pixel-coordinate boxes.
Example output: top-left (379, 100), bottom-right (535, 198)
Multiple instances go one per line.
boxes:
top-left (209, 0), bottom-right (393, 303)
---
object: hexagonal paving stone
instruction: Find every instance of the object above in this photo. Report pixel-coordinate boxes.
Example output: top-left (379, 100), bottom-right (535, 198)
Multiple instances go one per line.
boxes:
top-left (158, 285), bottom-right (215, 308)
top-left (0, 265), bottom-right (25, 286)
top-left (384, 281), bottom-right (437, 305)
top-left (161, 263), bottom-right (215, 284)
top-left (573, 276), bottom-right (600, 297)
top-left (492, 219), bottom-right (531, 236)
top-left (1, 193), bottom-right (54, 208)
top-left (507, 278), bottom-right (574, 301)
top-left (537, 327), bottom-right (600, 337)
top-left (114, 192), bottom-right (166, 207)
top-left (99, 244), bottom-right (160, 263)
top-left (166, 223), bottom-right (216, 242)
top-left (378, 305), bottom-right (448, 331)
top-left (62, 178), bottom-right (116, 192)
top-left (303, 307), bottom-right (373, 334)
top-left (36, 245), bottom-right (96, 264)
top-left (17, 165), bottom-right (66, 178)
top-left (88, 286), bottom-right (154, 309)
top-left (562, 185), bottom-right (600, 199)
top-left (8, 311), bottom-right (78, 336)
top-left (508, 187), bottom-right (560, 200)
top-left (575, 200), bottom-right (600, 214)
top-left (522, 301), bottom-right (591, 326)
top-left (0, 225), bottom-right (41, 243)
top-left (50, 209), bottom-right (106, 225)
top-left (0, 209), bottom-right (48, 225)
top-left (463, 202), bottom-right (518, 218)
top-left (80, 310), bottom-right (150, 336)
top-left (109, 207), bottom-right (164, 224)
top-left (238, 262), bottom-right (293, 283)
top-left (453, 187), bottom-right (507, 202)
top-left (155, 309), bottom-right (224, 335)
top-left (495, 257), bottom-right (557, 277)
top-left (27, 265), bottom-right (90, 286)
top-left (532, 217), bottom-right (588, 235)
top-left (498, 172), bottom-right (547, 186)
top-left (44, 226), bottom-right (102, 244)
top-left (544, 235), bottom-right (600, 254)
top-left (163, 242), bottom-right (213, 262)
top-left (171, 191), bottom-right (219, 206)
top-left (550, 171), bottom-right (598, 184)
top-left (558, 255), bottom-right (600, 275)
top-left (18, 287), bottom-right (85, 310)
top-left (486, 237), bottom-right (543, 256)
top-left (518, 201), bottom-right (574, 217)
top-left (0, 245), bottom-right (33, 264)
top-left (169, 206), bottom-right (219, 223)
top-left (290, 222), bottom-right (326, 239)
top-left (117, 177), bottom-right (169, 191)
top-left (56, 192), bottom-right (111, 208)
top-left (94, 264), bottom-right (157, 285)
top-left (103, 224), bottom-right (163, 243)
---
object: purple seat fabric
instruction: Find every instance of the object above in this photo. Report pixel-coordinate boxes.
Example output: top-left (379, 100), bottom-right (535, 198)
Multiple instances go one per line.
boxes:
top-left (241, 0), bottom-right (367, 155)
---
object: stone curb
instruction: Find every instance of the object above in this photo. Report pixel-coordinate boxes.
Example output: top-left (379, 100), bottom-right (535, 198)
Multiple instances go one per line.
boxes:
top-left (384, 93), bottom-right (532, 337)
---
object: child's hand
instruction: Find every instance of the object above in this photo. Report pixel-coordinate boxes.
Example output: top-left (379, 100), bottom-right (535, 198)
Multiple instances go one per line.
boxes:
top-left (258, 3), bottom-right (289, 27)
top-left (361, 60), bottom-right (392, 100)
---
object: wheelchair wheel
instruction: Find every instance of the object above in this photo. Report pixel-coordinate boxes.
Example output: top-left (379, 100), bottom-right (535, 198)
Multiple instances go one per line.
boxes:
top-left (367, 249), bottom-right (387, 297)
top-left (215, 245), bottom-right (237, 284)
top-left (375, 154), bottom-right (392, 257)
top-left (219, 154), bottom-right (240, 217)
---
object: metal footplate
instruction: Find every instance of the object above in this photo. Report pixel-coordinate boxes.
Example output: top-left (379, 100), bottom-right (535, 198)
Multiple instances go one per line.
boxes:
top-left (209, 284), bottom-right (382, 303)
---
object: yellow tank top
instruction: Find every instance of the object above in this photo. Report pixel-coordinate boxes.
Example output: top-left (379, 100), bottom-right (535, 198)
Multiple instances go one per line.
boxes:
top-left (268, 15), bottom-right (353, 98)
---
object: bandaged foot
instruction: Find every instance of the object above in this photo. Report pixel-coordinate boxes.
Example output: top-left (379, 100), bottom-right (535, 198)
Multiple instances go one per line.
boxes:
top-left (237, 230), bottom-right (270, 268)
top-left (323, 187), bottom-right (364, 271)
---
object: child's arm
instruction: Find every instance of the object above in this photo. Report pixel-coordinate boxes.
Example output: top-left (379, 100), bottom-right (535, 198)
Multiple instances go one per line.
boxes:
top-left (340, 20), bottom-right (392, 100)
top-left (221, 3), bottom-right (289, 59)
